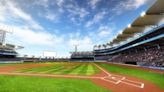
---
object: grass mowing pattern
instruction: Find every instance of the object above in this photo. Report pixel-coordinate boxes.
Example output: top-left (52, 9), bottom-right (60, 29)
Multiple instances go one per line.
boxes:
top-left (58, 64), bottom-right (82, 74)
top-left (0, 63), bottom-right (23, 67)
top-left (0, 75), bottom-right (111, 92)
top-left (68, 64), bottom-right (87, 75)
top-left (98, 63), bottom-right (164, 89)
top-left (16, 65), bottom-right (60, 73)
top-left (78, 64), bottom-right (88, 74)
top-left (15, 63), bottom-right (100, 75)
top-left (0, 62), bottom-right (46, 67)
top-left (86, 64), bottom-right (99, 75)
top-left (40, 66), bottom-right (64, 73)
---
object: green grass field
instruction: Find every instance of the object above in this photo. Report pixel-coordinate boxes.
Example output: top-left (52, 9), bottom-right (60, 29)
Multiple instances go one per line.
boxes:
top-left (0, 63), bottom-right (22, 67)
top-left (0, 75), bottom-right (111, 92)
top-left (0, 62), bottom-right (39, 67)
top-left (98, 63), bottom-right (164, 89)
top-left (15, 62), bottom-right (100, 75)
top-left (0, 62), bottom-right (164, 91)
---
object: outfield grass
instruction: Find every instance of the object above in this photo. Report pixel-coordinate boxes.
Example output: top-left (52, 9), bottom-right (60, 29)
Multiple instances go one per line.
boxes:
top-left (0, 75), bottom-right (111, 92)
top-left (97, 63), bottom-right (164, 89)
top-left (0, 63), bottom-right (23, 67)
top-left (0, 62), bottom-right (45, 67)
top-left (15, 63), bottom-right (100, 75)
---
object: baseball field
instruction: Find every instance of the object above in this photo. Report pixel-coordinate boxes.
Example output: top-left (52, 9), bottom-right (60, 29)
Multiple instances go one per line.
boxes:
top-left (0, 62), bottom-right (163, 92)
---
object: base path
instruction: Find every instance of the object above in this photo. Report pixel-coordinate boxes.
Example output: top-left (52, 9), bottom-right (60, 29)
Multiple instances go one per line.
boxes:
top-left (0, 63), bottom-right (163, 92)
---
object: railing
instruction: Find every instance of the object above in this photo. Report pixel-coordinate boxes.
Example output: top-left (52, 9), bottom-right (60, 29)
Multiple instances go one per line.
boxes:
top-left (96, 34), bottom-right (164, 55)
top-left (95, 24), bottom-right (164, 53)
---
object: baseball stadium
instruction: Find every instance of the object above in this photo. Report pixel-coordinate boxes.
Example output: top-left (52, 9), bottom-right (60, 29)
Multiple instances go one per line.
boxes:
top-left (0, 0), bottom-right (163, 92)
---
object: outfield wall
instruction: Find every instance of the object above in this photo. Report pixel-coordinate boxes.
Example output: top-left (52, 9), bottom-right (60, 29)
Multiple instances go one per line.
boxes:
top-left (0, 61), bottom-right (24, 63)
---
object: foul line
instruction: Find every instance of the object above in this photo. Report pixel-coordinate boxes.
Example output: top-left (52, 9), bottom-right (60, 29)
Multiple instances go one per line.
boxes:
top-left (93, 63), bottom-right (144, 88)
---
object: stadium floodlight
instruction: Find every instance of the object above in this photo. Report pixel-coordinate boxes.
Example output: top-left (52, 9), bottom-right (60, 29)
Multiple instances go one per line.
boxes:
top-left (127, 24), bottom-right (131, 28)
top-left (140, 11), bottom-right (146, 17)
top-left (15, 45), bottom-right (18, 49)
top-left (112, 36), bottom-right (117, 40)
top-left (118, 30), bottom-right (123, 35)
top-left (15, 45), bottom-right (21, 49)
top-left (14, 45), bottom-right (24, 50)
top-left (0, 24), bottom-right (13, 44)
top-left (0, 24), bottom-right (13, 33)
top-left (73, 44), bottom-right (79, 52)
top-left (2, 43), bottom-right (6, 46)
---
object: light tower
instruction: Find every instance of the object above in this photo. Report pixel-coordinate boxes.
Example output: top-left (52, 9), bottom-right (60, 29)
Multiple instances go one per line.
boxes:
top-left (0, 25), bottom-right (13, 45)
top-left (0, 25), bottom-right (23, 50)
top-left (74, 44), bottom-right (79, 52)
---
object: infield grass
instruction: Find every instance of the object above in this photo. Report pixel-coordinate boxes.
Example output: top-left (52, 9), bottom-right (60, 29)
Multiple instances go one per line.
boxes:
top-left (0, 75), bottom-right (111, 92)
top-left (97, 63), bottom-right (164, 89)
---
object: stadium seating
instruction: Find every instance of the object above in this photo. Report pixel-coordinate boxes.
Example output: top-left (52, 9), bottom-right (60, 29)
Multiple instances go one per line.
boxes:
top-left (109, 46), bottom-right (164, 67)
top-left (94, 24), bottom-right (164, 67)
top-left (71, 51), bottom-right (94, 61)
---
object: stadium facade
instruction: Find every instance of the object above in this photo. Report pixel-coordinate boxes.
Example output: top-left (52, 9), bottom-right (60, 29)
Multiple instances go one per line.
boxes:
top-left (0, 26), bottom-right (23, 62)
top-left (71, 0), bottom-right (164, 67)
top-left (0, 0), bottom-right (163, 67)
top-left (71, 51), bottom-right (94, 61)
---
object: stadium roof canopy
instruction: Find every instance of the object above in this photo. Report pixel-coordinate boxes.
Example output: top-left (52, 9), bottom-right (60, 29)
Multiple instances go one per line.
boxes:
top-left (0, 43), bottom-right (24, 50)
top-left (109, 0), bottom-right (164, 45)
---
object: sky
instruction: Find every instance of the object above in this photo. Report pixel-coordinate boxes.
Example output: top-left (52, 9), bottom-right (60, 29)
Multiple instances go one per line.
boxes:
top-left (0, 0), bottom-right (155, 58)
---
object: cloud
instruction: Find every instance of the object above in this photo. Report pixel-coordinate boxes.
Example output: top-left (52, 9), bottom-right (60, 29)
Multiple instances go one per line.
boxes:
top-left (98, 30), bottom-right (111, 38)
top-left (79, 8), bottom-right (89, 18)
top-left (113, 0), bottom-right (149, 14)
top-left (2, 22), bottom-right (94, 57)
top-left (97, 25), bottom-right (113, 38)
top-left (89, 0), bottom-right (101, 9)
top-left (0, 16), bottom-right (4, 22)
top-left (68, 36), bottom-right (94, 51)
top-left (0, 0), bottom-right (63, 57)
top-left (1, 1), bottom-right (44, 30)
top-left (0, 0), bottom-right (103, 57)
top-left (1, 22), bottom-right (68, 57)
top-left (67, 4), bottom-right (89, 19)
top-left (5, 25), bottom-right (62, 46)
top-left (0, 5), bottom-right (7, 22)
top-left (56, 0), bottom-right (64, 7)
top-left (33, 0), bottom-right (64, 12)
top-left (85, 11), bottom-right (107, 27)
top-left (0, 0), bottom-right (152, 57)
top-left (66, 3), bottom-right (89, 25)
top-left (86, 24), bottom-right (116, 45)
top-left (33, 0), bottom-right (49, 8)
top-left (45, 13), bottom-right (59, 22)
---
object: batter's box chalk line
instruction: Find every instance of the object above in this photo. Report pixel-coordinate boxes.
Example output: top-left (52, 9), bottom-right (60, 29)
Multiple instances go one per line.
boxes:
top-left (101, 75), bottom-right (144, 88)
top-left (94, 64), bottom-right (145, 89)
